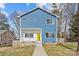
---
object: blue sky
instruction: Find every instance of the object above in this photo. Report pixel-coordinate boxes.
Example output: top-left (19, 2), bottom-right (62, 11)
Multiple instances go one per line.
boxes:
top-left (0, 3), bottom-right (52, 16)
top-left (4, 3), bottom-right (37, 15)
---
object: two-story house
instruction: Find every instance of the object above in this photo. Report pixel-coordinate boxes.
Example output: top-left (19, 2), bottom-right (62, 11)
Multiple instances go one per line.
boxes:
top-left (19, 8), bottom-right (58, 46)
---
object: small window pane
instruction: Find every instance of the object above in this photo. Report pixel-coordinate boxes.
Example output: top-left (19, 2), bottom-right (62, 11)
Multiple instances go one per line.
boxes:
top-left (25, 33), bottom-right (33, 38)
top-left (47, 19), bottom-right (54, 24)
top-left (46, 32), bottom-right (55, 38)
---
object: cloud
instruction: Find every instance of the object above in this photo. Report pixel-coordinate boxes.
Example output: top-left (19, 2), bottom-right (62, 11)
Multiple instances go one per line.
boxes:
top-left (36, 3), bottom-right (60, 12)
top-left (26, 3), bottom-right (30, 6)
top-left (26, 3), bottom-right (50, 10)
top-left (0, 3), bottom-right (8, 17)
top-left (1, 11), bottom-right (8, 16)
top-left (36, 3), bottom-right (47, 8)
top-left (36, 3), bottom-right (53, 11)
top-left (46, 4), bottom-right (54, 11)
top-left (0, 3), bottom-right (5, 9)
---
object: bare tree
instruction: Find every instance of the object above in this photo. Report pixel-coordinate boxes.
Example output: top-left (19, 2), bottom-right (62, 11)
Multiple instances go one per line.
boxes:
top-left (0, 12), bottom-right (9, 30)
top-left (50, 3), bottom-right (64, 42)
top-left (63, 3), bottom-right (73, 42)
top-left (9, 11), bottom-right (21, 39)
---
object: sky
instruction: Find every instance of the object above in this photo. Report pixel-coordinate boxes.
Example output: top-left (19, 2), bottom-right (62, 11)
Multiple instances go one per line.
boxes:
top-left (0, 3), bottom-right (78, 18)
top-left (0, 3), bottom-right (37, 16)
top-left (5, 3), bottom-right (38, 14)
top-left (0, 3), bottom-right (51, 16)
top-left (0, 3), bottom-right (57, 17)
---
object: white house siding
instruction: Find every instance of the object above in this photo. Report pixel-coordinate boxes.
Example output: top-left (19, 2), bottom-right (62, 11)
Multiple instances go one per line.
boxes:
top-left (20, 28), bottom-right (41, 42)
top-left (22, 33), bottom-right (36, 41)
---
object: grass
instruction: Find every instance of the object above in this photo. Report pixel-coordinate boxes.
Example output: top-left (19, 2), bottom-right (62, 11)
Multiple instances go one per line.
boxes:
top-left (0, 45), bottom-right (35, 56)
top-left (43, 43), bottom-right (77, 56)
top-left (62, 42), bottom-right (77, 51)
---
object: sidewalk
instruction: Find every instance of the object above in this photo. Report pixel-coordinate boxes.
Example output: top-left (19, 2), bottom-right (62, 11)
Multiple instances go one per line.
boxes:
top-left (33, 46), bottom-right (47, 56)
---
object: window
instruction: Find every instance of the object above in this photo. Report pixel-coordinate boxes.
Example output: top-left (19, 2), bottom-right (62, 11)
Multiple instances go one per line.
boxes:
top-left (25, 33), bottom-right (33, 38)
top-left (47, 19), bottom-right (54, 24)
top-left (57, 32), bottom-right (64, 38)
top-left (46, 32), bottom-right (55, 38)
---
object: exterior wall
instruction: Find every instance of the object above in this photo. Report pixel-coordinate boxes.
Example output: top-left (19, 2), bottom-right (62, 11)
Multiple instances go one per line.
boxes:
top-left (21, 8), bottom-right (57, 43)
top-left (21, 28), bottom-right (41, 42)
top-left (0, 31), bottom-right (14, 46)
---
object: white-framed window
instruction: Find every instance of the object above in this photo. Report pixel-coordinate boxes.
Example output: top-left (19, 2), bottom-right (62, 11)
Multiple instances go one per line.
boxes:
top-left (47, 19), bottom-right (54, 24)
top-left (25, 33), bottom-right (33, 38)
top-left (46, 32), bottom-right (55, 38)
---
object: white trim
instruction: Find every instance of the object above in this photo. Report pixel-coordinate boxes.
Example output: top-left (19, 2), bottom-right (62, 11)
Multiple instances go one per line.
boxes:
top-left (41, 8), bottom-right (59, 17)
top-left (19, 7), bottom-right (38, 17)
top-left (56, 17), bottom-right (58, 42)
top-left (21, 28), bottom-right (42, 30)
top-left (19, 7), bottom-right (58, 18)
top-left (21, 28), bottom-right (42, 45)
top-left (46, 18), bottom-right (55, 25)
top-left (19, 16), bottom-right (21, 41)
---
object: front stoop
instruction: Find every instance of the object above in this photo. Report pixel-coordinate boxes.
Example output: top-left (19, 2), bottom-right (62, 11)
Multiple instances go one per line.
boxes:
top-left (36, 42), bottom-right (42, 46)
top-left (33, 46), bottom-right (47, 56)
top-left (36, 41), bottom-right (42, 46)
top-left (36, 44), bottom-right (42, 46)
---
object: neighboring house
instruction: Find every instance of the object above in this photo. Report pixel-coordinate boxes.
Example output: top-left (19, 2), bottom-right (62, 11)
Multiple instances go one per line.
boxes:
top-left (0, 30), bottom-right (15, 46)
top-left (19, 8), bottom-right (58, 46)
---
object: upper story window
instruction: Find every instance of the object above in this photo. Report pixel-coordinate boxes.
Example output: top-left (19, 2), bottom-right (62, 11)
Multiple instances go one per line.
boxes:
top-left (47, 19), bottom-right (54, 25)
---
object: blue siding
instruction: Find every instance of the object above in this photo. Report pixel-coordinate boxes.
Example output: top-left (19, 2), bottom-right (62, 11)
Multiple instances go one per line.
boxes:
top-left (21, 9), bottom-right (57, 43)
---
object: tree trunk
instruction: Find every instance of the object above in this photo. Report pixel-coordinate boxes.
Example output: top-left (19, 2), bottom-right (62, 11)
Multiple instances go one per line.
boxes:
top-left (63, 4), bottom-right (72, 42)
top-left (77, 4), bottom-right (79, 51)
top-left (64, 19), bottom-right (68, 42)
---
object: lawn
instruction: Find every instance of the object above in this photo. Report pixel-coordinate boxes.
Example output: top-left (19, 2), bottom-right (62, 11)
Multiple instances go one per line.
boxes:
top-left (62, 42), bottom-right (77, 51)
top-left (43, 42), bottom-right (77, 56)
top-left (0, 45), bottom-right (35, 56)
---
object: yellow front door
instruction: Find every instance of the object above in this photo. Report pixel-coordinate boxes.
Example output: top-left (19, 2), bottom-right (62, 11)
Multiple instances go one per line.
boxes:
top-left (37, 33), bottom-right (41, 41)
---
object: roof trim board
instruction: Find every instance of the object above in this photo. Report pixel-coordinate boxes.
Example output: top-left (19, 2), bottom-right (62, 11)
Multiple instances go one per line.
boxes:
top-left (20, 8), bottom-right (58, 18)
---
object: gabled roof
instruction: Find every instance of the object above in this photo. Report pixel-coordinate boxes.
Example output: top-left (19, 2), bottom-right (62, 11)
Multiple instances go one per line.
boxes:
top-left (0, 30), bottom-right (8, 35)
top-left (0, 30), bottom-right (13, 36)
top-left (20, 8), bottom-right (58, 18)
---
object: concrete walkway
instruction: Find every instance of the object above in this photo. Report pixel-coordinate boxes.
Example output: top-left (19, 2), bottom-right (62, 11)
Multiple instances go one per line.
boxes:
top-left (33, 46), bottom-right (47, 56)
